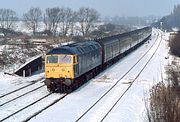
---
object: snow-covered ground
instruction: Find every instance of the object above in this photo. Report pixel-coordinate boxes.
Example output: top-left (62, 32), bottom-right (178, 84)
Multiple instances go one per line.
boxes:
top-left (0, 72), bottom-right (44, 96)
top-left (0, 28), bottom-right (170, 122)
top-left (30, 29), bottom-right (169, 122)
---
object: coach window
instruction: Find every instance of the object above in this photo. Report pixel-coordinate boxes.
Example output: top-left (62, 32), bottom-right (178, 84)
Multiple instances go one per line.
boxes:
top-left (47, 56), bottom-right (58, 64)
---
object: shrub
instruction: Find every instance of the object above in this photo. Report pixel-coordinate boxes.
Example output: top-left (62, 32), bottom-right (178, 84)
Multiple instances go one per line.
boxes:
top-left (146, 59), bottom-right (180, 122)
top-left (169, 32), bottom-right (180, 57)
top-left (148, 82), bottom-right (180, 122)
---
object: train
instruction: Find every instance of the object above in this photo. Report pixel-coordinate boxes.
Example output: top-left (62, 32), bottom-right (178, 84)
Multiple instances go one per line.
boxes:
top-left (44, 27), bottom-right (152, 93)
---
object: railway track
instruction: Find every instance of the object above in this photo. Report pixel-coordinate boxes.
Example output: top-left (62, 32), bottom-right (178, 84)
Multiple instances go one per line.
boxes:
top-left (23, 94), bottom-right (68, 122)
top-left (0, 78), bottom-right (44, 99)
top-left (0, 78), bottom-right (68, 122)
top-left (75, 29), bottom-right (162, 121)
top-left (0, 29), bottom-right (161, 121)
top-left (0, 93), bottom-right (52, 122)
top-left (0, 78), bottom-right (51, 121)
top-left (0, 93), bottom-right (67, 122)
top-left (0, 78), bottom-right (45, 107)
top-left (101, 31), bottom-right (163, 121)
top-left (0, 84), bottom-right (45, 106)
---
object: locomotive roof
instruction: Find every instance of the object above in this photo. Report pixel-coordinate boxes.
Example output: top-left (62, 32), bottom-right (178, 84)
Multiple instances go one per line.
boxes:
top-left (47, 40), bottom-right (101, 55)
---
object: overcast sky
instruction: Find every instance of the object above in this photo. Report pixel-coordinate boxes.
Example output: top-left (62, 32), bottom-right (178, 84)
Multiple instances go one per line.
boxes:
top-left (0, 0), bottom-right (179, 17)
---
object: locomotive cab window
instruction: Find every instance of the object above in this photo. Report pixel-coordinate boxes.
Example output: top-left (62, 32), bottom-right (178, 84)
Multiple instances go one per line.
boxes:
top-left (47, 56), bottom-right (58, 64)
top-left (59, 55), bottom-right (72, 64)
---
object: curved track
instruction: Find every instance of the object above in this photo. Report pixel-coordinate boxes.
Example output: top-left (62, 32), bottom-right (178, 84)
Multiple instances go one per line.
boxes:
top-left (75, 29), bottom-right (162, 121)
top-left (101, 30), bottom-right (163, 121)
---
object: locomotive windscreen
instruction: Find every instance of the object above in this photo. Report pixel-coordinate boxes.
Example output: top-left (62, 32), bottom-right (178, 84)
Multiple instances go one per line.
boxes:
top-left (59, 55), bottom-right (72, 64)
top-left (46, 55), bottom-right (58, 64)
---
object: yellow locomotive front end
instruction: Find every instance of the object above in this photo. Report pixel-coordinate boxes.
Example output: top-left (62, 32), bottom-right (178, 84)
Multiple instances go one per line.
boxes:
top-left (45, 54), bottom-right (74, 79)
top-left (45, 54), bottom-right (77, 92)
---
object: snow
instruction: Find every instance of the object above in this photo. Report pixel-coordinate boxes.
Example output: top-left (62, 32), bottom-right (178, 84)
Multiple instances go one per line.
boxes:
top-left (104, 30), bottom-right (169, 122)
top-left (0, 28), bottom-right (170, 122)
top-left (0, 45), bottom-right (6, 52)
top-left (0, 72), bottom-right (44, 96)
top-left (28, 29), bottom-right (169, 122)
top-left (7, 93), bottom-right (64, 122)
top-left (0, 86), bottom-right (47, 119)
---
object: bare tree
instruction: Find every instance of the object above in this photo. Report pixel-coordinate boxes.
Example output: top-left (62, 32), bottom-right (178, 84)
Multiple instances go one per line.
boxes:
top-left (0, 8), bottom-right (17, 29)
top-left (59, 8), bottom-right (75, 36)
top-left (69, 11), bottom-right (78, 36)
top-left (44, 7), bottom-right (61, 36)
top-left (77, 7), bottom-right (100, 36)
top-left (23, 7), bottom-right (42, 35)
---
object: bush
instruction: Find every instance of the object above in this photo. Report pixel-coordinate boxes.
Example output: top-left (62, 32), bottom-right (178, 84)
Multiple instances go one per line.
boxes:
top-left (169, 32), bottom-right (180, 57)
top-left (147, 82), bottom-right (180, 122)
top-left (167, 64), bottom-right (180, 91)
top-left (146, 59), bottom-right (180, 122)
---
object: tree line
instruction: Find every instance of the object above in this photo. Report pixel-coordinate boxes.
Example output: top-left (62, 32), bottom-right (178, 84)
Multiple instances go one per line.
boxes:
top-left (153, 4), bottom-right (180, 30)
top-left (0, 7), bottom-right (100, 37)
